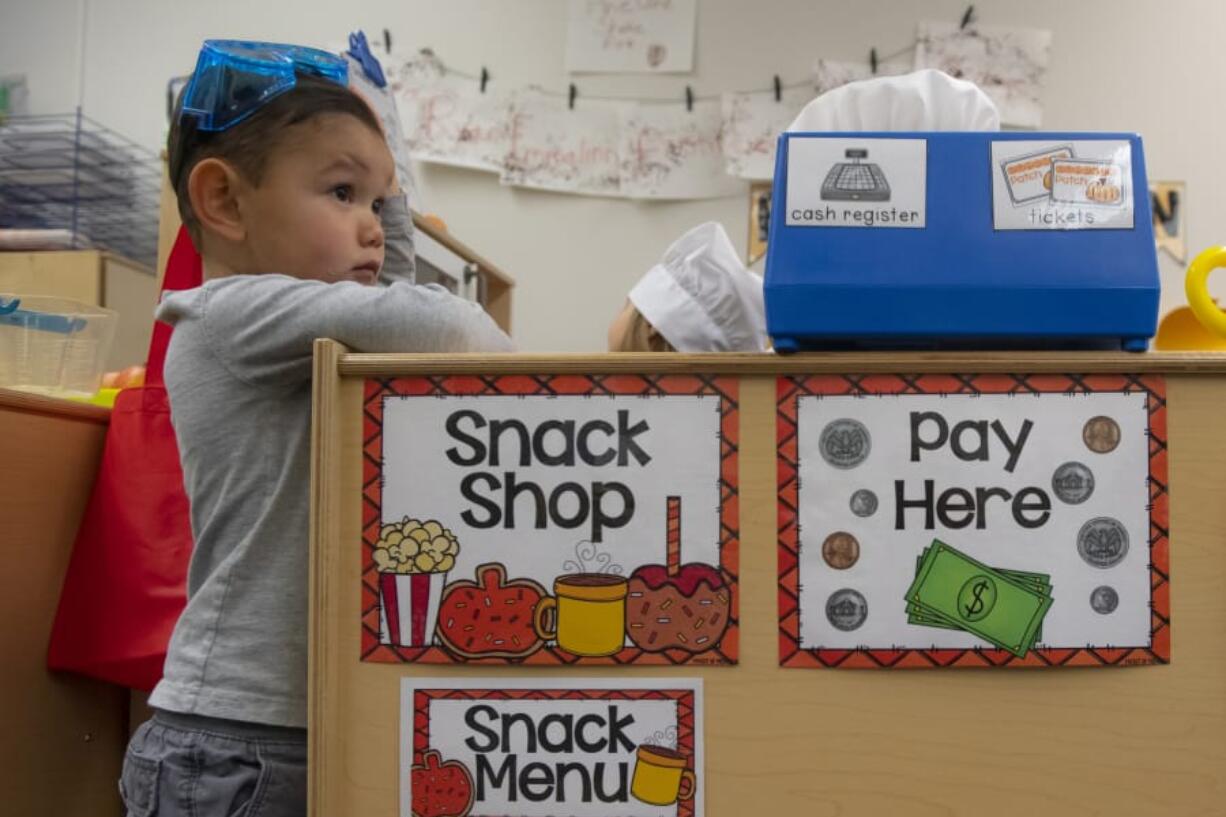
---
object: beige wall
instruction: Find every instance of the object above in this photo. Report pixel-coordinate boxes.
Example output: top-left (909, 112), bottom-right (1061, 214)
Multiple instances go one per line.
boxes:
top-left (4, 0), bottom-right (1224, 350)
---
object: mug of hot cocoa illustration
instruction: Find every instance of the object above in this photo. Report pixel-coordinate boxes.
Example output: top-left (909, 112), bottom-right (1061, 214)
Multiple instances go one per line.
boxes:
top-left (533, 573), bottom-right (628, 656)
top-left (631, 744), bottom-right (696, 806)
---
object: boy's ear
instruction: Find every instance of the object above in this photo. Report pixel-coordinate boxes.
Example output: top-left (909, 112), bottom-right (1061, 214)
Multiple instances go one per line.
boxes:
top-left (187, 158), bottom-right (246, 243)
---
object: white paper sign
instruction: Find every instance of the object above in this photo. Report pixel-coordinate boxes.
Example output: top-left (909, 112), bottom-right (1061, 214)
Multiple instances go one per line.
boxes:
top-left (565, 0), bottom-right (697, 74)
top-left (720, 87), bottom-right (814, 181)
top-left (364, 377), bottom-right (741, 668)
top-left (915, 21), bottom-right (1052, 128)
top-left (795, 392), bottom-right (1151, 652)
top-left (390, 53), bottom-right (513, 173)
top-left (401, 678), bottom-right (704, 817)
top-left (619, 101), bottom-right (746, 199)
top-left (992, 140), bottom-right (1134, 231)
top-left (502, 93), bottom-right (625, 196)
top-left (784, 136), bottom-right (926, 228)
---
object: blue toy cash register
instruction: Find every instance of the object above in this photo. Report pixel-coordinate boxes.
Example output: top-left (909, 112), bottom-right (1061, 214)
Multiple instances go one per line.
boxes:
top-left (763, 132), bottom-right (1160, 352)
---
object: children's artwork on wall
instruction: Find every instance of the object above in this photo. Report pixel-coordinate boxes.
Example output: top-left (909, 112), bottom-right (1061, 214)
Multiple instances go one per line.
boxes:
top-left (619, 101), bottom-right (746, 200)
top-left (813, 59), bottom-right (912, 96)
top-left (361, 374), bottom-right (740, 666)
top-left (501, 92), bottom-right (626, 196)
top-left (1150, 180), bottom-right (1186, 264)
top-left (565, 0), bottom-right (697, 74)
top-left (914, 21), bottom-right (1052, 128)
top-left (401, 678), bottom-right (704, 817)
top-left (721, 87), bottom-right (814, 181)
top-left (391, 53), bottom-right (513, 174)
top-left (777, 374), bottom-right (1169, 668)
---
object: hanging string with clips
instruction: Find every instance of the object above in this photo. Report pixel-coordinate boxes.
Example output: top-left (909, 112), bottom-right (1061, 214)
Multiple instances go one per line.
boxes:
top-left (381, 6), bottom-right (977, 109)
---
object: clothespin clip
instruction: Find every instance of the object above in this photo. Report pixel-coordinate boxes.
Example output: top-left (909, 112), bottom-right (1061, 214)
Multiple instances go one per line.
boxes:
top-left (960, 5), bottom-right (976, 29)
top-left (347, 31), bottom-right (387, 88)
top-left (685, 86), bottom-right (694, 112)
top-left (773, 75), bottom-right (782, 102)
top-left (480, 67), bottom-right (490, 93)
top-left (569, 83), bottom-right (577, 110)
top-left (870, 47), bottom-right (878, 75)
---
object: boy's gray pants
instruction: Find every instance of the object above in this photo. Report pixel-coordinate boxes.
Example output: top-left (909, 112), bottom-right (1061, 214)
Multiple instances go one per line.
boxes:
top-left (120, 710), bottom-right (306, 816)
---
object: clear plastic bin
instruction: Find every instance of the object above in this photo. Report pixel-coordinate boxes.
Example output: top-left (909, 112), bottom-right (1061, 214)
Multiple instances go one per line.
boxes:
top-left (0, 293), bottom-right (117, 398)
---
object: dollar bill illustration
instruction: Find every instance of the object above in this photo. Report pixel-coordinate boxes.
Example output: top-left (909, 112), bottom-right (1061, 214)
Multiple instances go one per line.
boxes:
top-left (905, 539), bottom-right (1053, 657)
top-left (908, 551), bottom-right (1049, 644)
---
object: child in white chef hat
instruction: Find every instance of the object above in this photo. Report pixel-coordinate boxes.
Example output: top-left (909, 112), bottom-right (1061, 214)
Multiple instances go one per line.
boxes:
top-left (607, 221), bottom-right (769, 353)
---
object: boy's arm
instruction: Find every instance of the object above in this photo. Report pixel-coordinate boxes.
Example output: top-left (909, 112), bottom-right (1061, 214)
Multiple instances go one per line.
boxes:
top-left (379, 193), bottom-right (416, 286)
top-left (200, 275), bottom-right (513, 387)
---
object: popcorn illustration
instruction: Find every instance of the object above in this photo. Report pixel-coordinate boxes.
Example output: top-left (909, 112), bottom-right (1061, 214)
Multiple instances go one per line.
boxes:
top-left (374, 518), bottom-right (459, 648)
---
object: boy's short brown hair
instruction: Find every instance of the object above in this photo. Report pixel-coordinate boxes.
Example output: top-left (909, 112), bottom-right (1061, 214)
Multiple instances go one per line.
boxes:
top-left (167, 74), bottom-right (382, 243)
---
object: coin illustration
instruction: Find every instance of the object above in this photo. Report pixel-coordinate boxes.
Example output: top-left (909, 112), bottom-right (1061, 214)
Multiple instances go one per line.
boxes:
top-left (849, 489), bottom-right (879, 518)
top-left (1090, 585), bottom-right (1120, 614)
top-left (1082, 416), bottom-right (1121, 454)
top-left (1077, 517), bottom-right (1129, 568)
top-left (826, 588), bottom-right (868, 631)
top-left (1051, 462), bottom-right (1095, 505)
top-left (822, 531), bottom-right (861, 570)
top-left (819, 419), bottom-right (871, 469)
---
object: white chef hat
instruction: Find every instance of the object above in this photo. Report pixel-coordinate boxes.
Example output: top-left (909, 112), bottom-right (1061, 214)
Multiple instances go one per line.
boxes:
top-left (787, 68), bottom-right (1000, 132)
top-left (628, 222), bottom-right (768, 353)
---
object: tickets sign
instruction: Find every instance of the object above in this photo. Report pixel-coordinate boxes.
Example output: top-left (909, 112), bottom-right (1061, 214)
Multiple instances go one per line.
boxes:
top-left (777, 373), bottom-right (1169, 668)
top-left (401, 678), bottom-right (704, 817)
top-left (991, 139), bottom-right (1135, 230)
top-left (361, 375), bottom-right (740, 666)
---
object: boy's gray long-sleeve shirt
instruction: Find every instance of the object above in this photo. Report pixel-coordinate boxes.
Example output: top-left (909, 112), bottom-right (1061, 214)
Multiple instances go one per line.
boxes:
top-left (148, 196), bottom-right (512, 727)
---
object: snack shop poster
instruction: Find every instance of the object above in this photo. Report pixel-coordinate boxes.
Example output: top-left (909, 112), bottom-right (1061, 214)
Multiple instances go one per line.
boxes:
top-left (401, 678), bottom-right (703, 817)
top-left (778, 374), bottom-right (1169, 668)
top-left (361, 375), bottom-right (739, 665)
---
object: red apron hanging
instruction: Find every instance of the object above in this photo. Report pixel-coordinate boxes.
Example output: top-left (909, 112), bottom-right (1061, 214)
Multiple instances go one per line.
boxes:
top-left (47, 227), bottom-right (200, 690)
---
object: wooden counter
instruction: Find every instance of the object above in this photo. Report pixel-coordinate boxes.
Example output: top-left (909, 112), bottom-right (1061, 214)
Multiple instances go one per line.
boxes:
top-left (0, 388), bottom-right (126, 817)
top-left (309, 350), bottom-right (1226, 817)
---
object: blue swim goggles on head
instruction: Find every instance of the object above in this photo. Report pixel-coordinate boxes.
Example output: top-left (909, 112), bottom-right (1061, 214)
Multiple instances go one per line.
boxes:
top-left (180, 40), bottom-right (349, 132)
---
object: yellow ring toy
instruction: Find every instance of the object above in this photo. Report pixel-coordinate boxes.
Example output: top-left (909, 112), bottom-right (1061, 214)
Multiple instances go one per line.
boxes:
top-left (1186, 246), bottom-right (1226, 339)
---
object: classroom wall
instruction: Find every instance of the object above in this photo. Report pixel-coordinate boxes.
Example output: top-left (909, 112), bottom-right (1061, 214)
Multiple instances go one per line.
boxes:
top-left (3, 0), bottom-right (1225, 351)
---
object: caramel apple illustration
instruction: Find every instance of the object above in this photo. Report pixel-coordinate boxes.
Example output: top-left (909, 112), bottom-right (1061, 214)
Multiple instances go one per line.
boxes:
top-left (626, 497), bottom-right (729, 653)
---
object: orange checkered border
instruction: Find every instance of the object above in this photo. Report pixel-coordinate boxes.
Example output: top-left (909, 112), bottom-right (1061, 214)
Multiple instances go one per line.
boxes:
top-left (361, 374), bottom-right (740, 666)
top-left (411, 686), bottom-right (697, 817)
top-left (777, 373), bottom-right (1170, 669)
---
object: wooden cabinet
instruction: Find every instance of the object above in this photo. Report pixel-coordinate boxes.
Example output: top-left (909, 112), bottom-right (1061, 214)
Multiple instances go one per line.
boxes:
top-left (0, 388), bottom-right (126, 816)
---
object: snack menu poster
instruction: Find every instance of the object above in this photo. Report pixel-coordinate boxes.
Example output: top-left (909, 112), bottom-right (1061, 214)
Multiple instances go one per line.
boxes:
top-left (361, 375), bottom-right (739, 666)
top-left (401, 678), bottom-right (704, 817)
top-left (778, 374), bottom-right (1169, 668)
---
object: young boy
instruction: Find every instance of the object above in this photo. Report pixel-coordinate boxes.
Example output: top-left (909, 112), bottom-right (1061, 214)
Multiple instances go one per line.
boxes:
top-left (119, 41), bottom-right (512, 817)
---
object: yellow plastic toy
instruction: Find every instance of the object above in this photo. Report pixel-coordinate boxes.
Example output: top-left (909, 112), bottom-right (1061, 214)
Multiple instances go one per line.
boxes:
top-left (1184, 246), bottom-right (1226, 340)
top-left (1155, 246), bottom-right (1226, 350)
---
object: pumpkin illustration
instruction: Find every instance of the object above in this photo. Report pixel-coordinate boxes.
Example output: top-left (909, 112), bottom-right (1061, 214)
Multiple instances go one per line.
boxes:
top-left (1086, 177), bottom-right (1121, 204)
top-left (411, 750), bottom-right (474, 817)
top-left (436, 563), bottom-right (546, 658)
